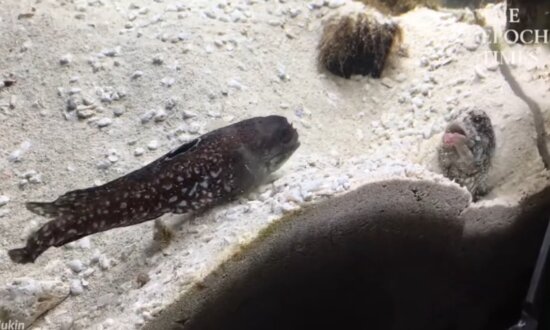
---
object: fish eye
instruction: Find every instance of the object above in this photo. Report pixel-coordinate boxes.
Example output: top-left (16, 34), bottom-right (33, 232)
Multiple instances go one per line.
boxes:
top-left (277, 127), bottom-right (293, 144)
top-left (471, 115), bottom-right (483, 124)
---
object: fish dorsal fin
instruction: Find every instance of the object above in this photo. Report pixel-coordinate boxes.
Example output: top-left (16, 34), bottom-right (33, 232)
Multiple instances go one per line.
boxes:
top-left (164, 138), bottom-right (201, 161)
top-left (125, 137), bottom-right (202, 181)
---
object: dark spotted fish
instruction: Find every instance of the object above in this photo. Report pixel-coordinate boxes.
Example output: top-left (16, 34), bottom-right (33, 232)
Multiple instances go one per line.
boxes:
top-left (9, 116), bottom-right (300, 264)
top-left (438, 109), bottom-right (496, 200)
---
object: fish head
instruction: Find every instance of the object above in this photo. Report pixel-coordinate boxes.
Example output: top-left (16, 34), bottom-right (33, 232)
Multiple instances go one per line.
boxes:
top-left (242, 115), bottom-right (300, 174)
top-left (440, 109), bottom-right (495, 173)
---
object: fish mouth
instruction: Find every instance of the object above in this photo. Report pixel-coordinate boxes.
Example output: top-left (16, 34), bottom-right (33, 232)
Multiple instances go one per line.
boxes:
top-left (268, 123), bottom-right (300, 166)
top-left (446, 122), bottom-right (466, 135)
top-left (442, 122), bottom-right (467, 147)
top-left (287, 123), bottom-right (300, 151)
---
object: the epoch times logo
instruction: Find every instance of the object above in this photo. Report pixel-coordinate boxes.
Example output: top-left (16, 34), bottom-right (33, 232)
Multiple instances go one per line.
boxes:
top-left (0, 320), bottom-right (25, 330)
top-left (483, 8), bottom-right (549, 66)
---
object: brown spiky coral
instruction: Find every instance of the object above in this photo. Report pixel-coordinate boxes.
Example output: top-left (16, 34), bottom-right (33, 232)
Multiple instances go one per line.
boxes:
top-left (317, 12), bottom-right (402, 79)
top-left (357, 0), bottom-right (439, 15)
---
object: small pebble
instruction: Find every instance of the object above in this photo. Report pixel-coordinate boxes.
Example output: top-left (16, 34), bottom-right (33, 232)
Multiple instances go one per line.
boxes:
top-left (101, 47), bottom-right (119, 57)
top-left (152, 55), bottom-right (164, 65)
top-left (411, 96), bottom-right (424, 108)
top-left (0, 195), bottom-right (9, 207)
top-left (140, 110), bottom-right (156, 124)
top-left (136, 273), bottom-right (150, 287)
top-left (66, 97), bottom-right (78, 111)
top-left (98, 255), bottom-right (111, 270)
top-left (8, 141), bottom-right (32, 162)
top-left (134, 147), bottom-right (145, 157)
top-left (108, 154), bottom-right (119, 163)
top-left (80, 268), bottom-right (95, 278)
top-left (131, 71), bottom-right (143, 79)
top-left (77, 237), bottom-right (91, 249)
top-left (165, 97), bottom-right (177, 110)
top-left (161, 77), bottom-right (175, 87)
top-left (188, 122), bottom-right (200, 134)
top-left (327, 0), bottom-right (345, 9)
top-left (70, 279), bottom-right (84, 295)
top-left (77, 109), bottom-right (95, 119)
top-left (147, 140), bottom-right (159, 150)
top-left (474, 66), bottom-right (487, 80)
top-left (9, 95), bottom-right (17, 109)
top-left (97, 159), bottom-right (111, 170)
top-left (27, 172), bottom-right (42, 184)
top-left (68, 259), bottom-right (85, 273)
top-left (113, 107), bottom-right (125, 117)
top-left (277, 65), bottom-right (290, 81)
top-left (154, 109), bottom-right (167, 122)
top-left (227, 79), bottom-right (244, 90)
top-left (90, 250), bottom-right (101, 264)
top-left (204, 10), bottom-right (217, 19)
top-left (97, 118), bottom-right (113, 128)
top-left (486, 61), bottom-right (499, 72)
top-left (182, 110), bottom-right (197, 119)
top-left (59, 54), bottom-right (72, 65)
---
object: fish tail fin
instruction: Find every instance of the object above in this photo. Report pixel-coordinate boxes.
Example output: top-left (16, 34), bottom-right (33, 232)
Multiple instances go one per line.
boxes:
top-left (26, 201), bottom-right (61, 217)
top-left (9, 218), bottom-right (67, 264)
top-left (8, 247), bottom-right (36, 264)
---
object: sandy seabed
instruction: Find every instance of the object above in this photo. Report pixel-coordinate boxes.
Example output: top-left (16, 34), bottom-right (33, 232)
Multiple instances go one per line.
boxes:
top-left (0, 0), bottom-right (549, 329)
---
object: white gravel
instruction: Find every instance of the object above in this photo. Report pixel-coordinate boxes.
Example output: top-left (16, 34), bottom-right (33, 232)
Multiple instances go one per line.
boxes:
top-left (0, 195), bottom-right (9, 207)
top-left (0, 0), bottom-right (548, 329)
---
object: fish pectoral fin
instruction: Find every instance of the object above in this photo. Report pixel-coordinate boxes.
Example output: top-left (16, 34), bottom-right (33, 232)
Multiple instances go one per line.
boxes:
top-left (26, 202), bottom-right (61, 217)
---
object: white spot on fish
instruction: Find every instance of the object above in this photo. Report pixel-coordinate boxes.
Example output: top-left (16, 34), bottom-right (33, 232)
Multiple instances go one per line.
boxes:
top-left (169, 196), bottom-right (178, 203)
top-left (162, 184), bottom-right (173, 190)
top-left (188, 183), bottom-right (198, 196)
top-left (210, 169), bottom-right (222, 178)
top-left (120, 202), bottom-right (127, 209)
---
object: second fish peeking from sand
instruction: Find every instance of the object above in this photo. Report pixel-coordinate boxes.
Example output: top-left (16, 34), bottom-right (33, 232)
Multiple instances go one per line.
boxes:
top-left (9, 116), bottom-right (300, 264)
top-left (438, 109), bottom-right (496, 201)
